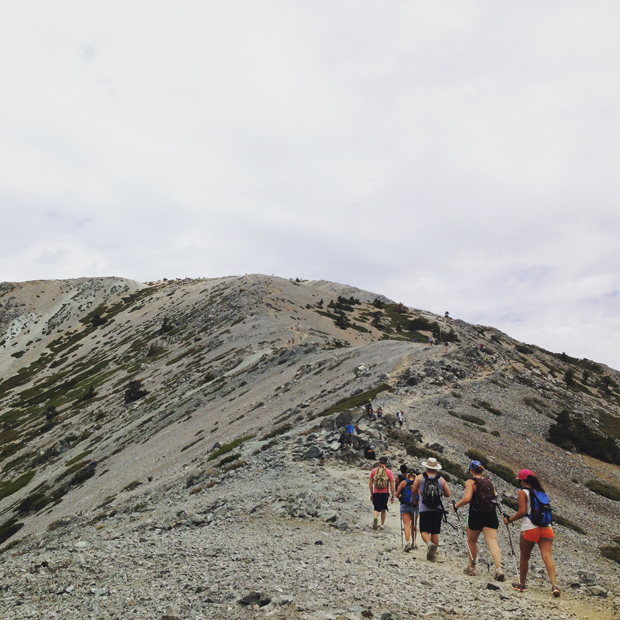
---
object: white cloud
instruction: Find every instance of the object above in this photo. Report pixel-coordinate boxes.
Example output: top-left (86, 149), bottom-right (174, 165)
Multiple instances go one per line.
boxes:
top-left (0, 1), bottom-right (619, 366)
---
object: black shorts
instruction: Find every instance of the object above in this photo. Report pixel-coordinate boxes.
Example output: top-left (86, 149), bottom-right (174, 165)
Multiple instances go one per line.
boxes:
top-left (467, 509), bottom-right (499, 531)
top-left (372, 493), bottom-right (389, 512)
top-left (419, 510), bottom-right (443, 535)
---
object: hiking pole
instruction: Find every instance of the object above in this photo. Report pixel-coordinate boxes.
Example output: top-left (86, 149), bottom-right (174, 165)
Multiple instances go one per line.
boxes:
top-left (452, 501), bottom-right (475, 566)
top-left (400, 515), bottom-right (404, 550)
top-left (502, 512), bottom-right (520, 584)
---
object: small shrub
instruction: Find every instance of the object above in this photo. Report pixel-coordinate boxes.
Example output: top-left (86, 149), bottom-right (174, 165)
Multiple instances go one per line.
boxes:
top-left (491, 430), bottom-right (501, 437)
top-left (124, 380), bottom-right (148, 404)
top-left (585, 479), bottom-right (620, 501)
top-left (318, 383), bottom-right (393, 418)
top-left (0, 471), bottom-right (36, 501)
top-left (121, 480), bottom-right (142, 493)
top-left (159, 317), bottom-right (173, 335)
top-left (207, 435), bottom-right (255, 461)
top-left (218, 453), bottom-right (241, 466)
top-left (601, 546), bottom-right (620, 564)
top-left (477, 401), bottom-right (503, 416)
top-left (0, 518), bottom-right (24, 545)
top-left (553, 514), bottom-right (586, 535)
top-left (261, 424), bottom-right (292, 440)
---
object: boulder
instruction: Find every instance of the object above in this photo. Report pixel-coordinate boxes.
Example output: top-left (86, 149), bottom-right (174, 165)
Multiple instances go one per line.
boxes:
top-left (303, 446), bottom-right (323, 460)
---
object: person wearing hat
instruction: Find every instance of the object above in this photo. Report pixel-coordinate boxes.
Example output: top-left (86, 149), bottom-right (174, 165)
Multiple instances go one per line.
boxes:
top-left (369, 456), bottom-right (395, 530)
top-left (503, 469), bottom-right (560, 597)
top-left (408, 457), bottom-right (450, 561)
top-left (453, 460), bottom-right (504, 580)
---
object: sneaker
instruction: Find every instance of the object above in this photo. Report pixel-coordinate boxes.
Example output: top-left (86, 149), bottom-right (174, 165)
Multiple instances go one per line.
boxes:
top-left (464, 565), bottom-right (477, 576)
top-left (494, 568), bottom-right (505, 582)
top-left (552, 585), bottom-right (560, 598)
top-left (378, 525), bottom-right (384, 531)
top-left (426, 542), bottom-right (437, 561)
top-left (511, 583), bottom-right (526, 592)
top-left (403, 543), bottom-right (411, 553)
top-left (373, 517), bottom-right (378, 530)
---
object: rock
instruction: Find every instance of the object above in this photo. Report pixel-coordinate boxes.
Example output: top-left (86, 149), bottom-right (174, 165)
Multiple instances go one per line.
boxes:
top-left (239, 591), bottom-right (271, 606)
top-left (380, 613), bottom-right (402, 620)
top-left (315, 540), bottom-right (323, 545)
top-left (578, 570), bottom-right (597, 586)
top-left (587, 586), bottom-right (608, 598)
top-left (486, 583), bottom-right (501, 591)
top-left (303, 446), bottom-right (323, 459)
top-left (362, 609), bottom-right (373, 618)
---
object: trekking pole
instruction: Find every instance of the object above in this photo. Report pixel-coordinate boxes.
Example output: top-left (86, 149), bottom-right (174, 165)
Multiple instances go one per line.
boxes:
top-left (400, 515), bottom-right (404, 549)
top-left (452, 501), bottom-right (475, 566)
top-left (502, 512), bottom-right (520, 584)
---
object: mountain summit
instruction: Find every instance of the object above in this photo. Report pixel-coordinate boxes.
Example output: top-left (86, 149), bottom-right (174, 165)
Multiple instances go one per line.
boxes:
top-left (0, 275), bottom-right (619, 619)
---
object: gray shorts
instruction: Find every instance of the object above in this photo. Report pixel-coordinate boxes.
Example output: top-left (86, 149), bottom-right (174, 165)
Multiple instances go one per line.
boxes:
top-left (400, 503), bottom-right (419, 517)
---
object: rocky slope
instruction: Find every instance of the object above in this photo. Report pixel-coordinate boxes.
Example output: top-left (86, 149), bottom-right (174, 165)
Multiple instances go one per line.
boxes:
top-left (0, 274), bottom-right (619, 619)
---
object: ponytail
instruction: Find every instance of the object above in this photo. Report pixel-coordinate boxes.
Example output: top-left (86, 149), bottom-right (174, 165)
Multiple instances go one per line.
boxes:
top-left (525, 474), bottom-right (545, 493)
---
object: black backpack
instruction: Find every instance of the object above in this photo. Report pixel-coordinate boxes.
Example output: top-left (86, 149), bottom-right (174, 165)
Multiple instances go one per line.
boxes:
top-left (472, 477), bottom-right (497, 513)
top-left (421, 472), bottom-right (443, 509)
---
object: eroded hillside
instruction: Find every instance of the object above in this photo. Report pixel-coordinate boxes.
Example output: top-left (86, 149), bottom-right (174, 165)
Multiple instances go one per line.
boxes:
top-left (0, 275), bottom-right (619, 619)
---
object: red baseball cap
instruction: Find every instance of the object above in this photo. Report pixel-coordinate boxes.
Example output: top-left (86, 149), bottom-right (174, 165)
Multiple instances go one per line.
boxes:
top-left (517, 469), bottom-right (534, 480)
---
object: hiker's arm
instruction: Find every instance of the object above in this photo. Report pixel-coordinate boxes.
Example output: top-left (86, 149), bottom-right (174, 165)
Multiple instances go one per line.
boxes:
top-left (453, 479), bottom-right (474, 509)
top-left (369, 473), bottom-right (375, 499)
top-left (441, 478), bottom-right (451, 498)
top-left (410, 475), bottom-right (421, 496)
top-left (390, 478), bottom-right (395, 500)
top-left (503, 490), bottom-right (528, 524)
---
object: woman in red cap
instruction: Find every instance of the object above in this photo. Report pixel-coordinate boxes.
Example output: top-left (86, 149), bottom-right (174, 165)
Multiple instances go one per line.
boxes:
top-left (503, 469), bottom-right (560, 597)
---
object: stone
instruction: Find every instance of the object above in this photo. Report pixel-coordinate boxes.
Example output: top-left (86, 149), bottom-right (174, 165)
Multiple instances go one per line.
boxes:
top-left (303, 446), bottom-right (323, 459)
top-left (486, 583), bottom-right (501, 591)
top-left (587, 586), bottom-right (608, 598)
top-left (362, 609), bottom-right (373, 618)
top-left (578, 570), bottom-right (597, 586)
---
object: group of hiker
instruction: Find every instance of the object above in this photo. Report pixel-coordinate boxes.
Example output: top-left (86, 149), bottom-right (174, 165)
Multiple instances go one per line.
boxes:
top-left (368, 456), bottom-right (560, 598)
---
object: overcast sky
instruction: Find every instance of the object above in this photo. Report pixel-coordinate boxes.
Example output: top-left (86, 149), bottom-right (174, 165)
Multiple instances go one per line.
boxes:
top-left (1, 1), bottom-right (619, 368)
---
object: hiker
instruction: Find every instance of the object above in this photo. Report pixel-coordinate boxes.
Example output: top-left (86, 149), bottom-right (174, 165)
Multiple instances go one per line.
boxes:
top-left (365, 399), bottom-right (373, 416)
top-left (453, 460), bottom-right (505, 581)
top-left (396, 467), bottom-right (419, 552)
top-left (369, 456), bottom-right (395, 530)
top-left (395, 463), bottom-right (408, 489)
top-left (503, 470), bottom-right (560, 597)
top-left (396, 411), bottom-right (404, 429)
top-left (364, 444), bottom-right (376, 460)
top-left (376, 406), bottom-right (383, 419)
top-left (337, 430), bottom-right (346, 450)
top-left (408, 458), bottom-right (450, 561)
top-left (346, 422), bottom-right (355, 446)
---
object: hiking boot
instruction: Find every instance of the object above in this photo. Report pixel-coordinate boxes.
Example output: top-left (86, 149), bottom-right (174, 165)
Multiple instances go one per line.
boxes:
top-left (494, 568), bottom-right (505, 582)
top-left (403, 543), bottom-right (411, 552)
top-left (426, 542), bottom-right (437, 561)
top-left (511, 583), bottom-right (526, 592)
top-left (378, 525), bottom-right (384, 531)
top-left (464, 565), bottom-right (476, 576)
top-left (552, 585), bottom-right (560, 598)
top-left (373, 517), bottom-right (378, 530)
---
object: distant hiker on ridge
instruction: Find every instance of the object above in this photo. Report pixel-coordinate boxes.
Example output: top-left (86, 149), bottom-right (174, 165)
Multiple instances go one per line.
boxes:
top-left (369, 456), bottom-right (395, 531)
top-left (408, 458), bottom-right (450, 561)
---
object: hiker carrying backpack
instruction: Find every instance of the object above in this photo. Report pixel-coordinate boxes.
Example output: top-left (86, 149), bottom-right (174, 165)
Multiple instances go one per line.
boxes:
top-left (503, 469), bottom-right (560, 598)
top-left (369, 456), bottom-right (395, 530)
top-left (396, 468), bottom-right (419, 552)
top-left (408, 458), bottom-right (451, 562)
top-left (452, 460), bottom-right (504, 581)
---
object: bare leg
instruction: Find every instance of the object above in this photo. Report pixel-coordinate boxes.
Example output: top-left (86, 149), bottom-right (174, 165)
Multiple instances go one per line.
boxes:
top-left (539, 538), bottom-right (557, 586)
top-left (402, 512), bottom-right (412, 542)
top-left (466, 527), bottom-right (480, 567)
top-left (380, 509), bottom-right (387, 526)
top-left (420, 531), bottom-right (431, 545)
top-left (482, 527), bottom-right (503, 569)
top-left (519, 534), bottom-right (535, 585)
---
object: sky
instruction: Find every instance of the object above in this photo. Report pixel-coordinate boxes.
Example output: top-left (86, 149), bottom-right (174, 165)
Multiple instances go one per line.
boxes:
top-left (1, 1), bottom-right (619, 368)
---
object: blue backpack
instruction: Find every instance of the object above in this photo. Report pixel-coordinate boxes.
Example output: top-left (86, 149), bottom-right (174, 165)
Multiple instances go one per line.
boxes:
top-left (401, 480), bottom-right (417, 506)
top-left (529, 489), bottom-right (552, 526)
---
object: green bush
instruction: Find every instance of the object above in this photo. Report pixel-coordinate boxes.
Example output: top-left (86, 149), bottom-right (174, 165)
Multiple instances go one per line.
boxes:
top-left (318, 384), bottom-right (393, 417)
top-left (547, 410), bottom-right (620, 465)
top-left (406, 444), bottom-right (467, 483)
top-left (0, 518), bottom-right (24, 545)
top-left (553, 514), bottom-right (586, 535)
top-left (218, 453), bottom-right (241, 466)
top-left (601, 545), bottom-right (620, 563)
top-left (124, 380), bottom-right (148, 404)
top-left (261, 424), bottom-right (292, 441)
top-left (207, 435), bottom-right (255, 461)
top-left (585, 479), bottom-right (620, 501)
top-left (465, 449), bottom-right (518, 487)
top-left (477, 401), bottom-right (503, 416)
top-left (0, 471), bottom-right (36, 501)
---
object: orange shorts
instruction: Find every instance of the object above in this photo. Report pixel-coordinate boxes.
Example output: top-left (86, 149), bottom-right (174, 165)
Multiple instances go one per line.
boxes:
top-left (522, 527), bottom-right (554, 543)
